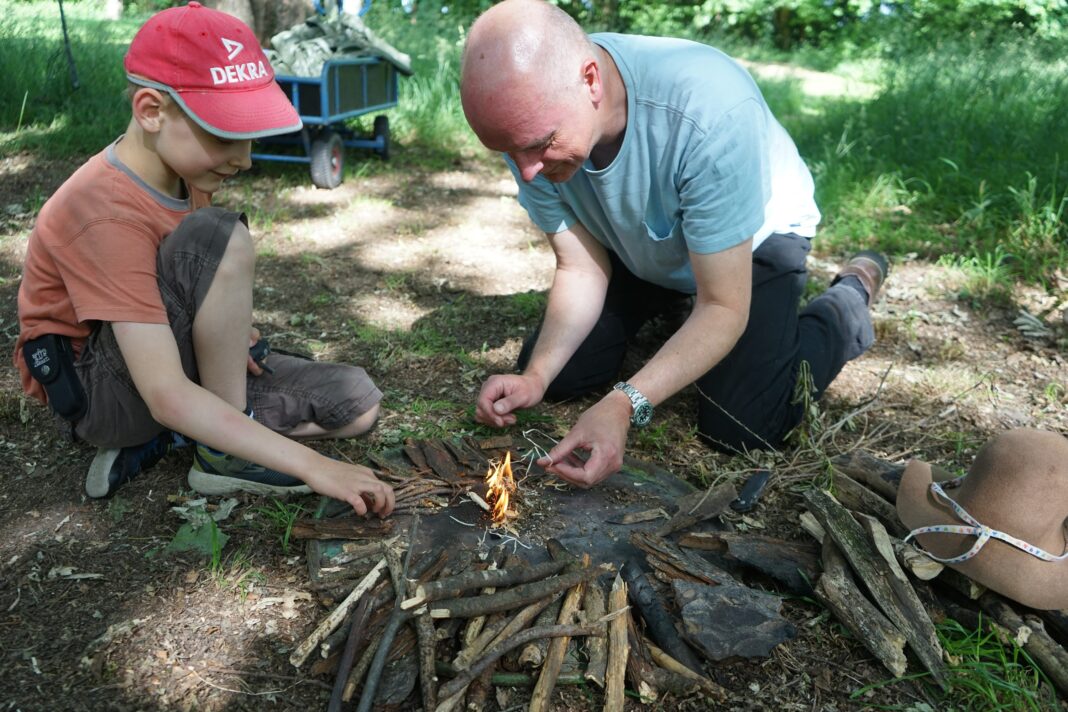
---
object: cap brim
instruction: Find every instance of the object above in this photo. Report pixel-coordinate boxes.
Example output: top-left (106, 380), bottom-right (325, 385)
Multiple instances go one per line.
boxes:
top-left (176, 81), bottom-right (302, 141)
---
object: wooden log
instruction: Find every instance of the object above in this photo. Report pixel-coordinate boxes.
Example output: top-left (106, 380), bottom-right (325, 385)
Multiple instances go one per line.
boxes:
top-left (830, 450), bottom-right (904, 501)
top-left (290, 558), bottom-right (388, 668)
top-left (460, 550), bottom-right (508, 649)
top-left (436, 625), bottom-right (602, 701)
top-left (582, 577), bottom-right (608, 688)
top-left (893, 539), bottom-right (943, 581)
top-left (646, 642), bottom-right (728, 702)
top-left (980, 593), bottom-right (1068, 699)
top-left (833, 473), bottom-right (907, 537)
top-left (1038, 609), bottom-right (1068, 644)
top-left (656, 483), bottom-right (738, 537)
top-left (414, 612), bottom-right (437, 712)
top-left (622, 561), bottom-right (703, 674)
top-left (814, 537), bottom-right (907, 678)
top-left (938, 568), bottom-right (986, 600)
top-left (799, 510), bottom-right (825, 542)
top-left (291, 517), bottom-right (394, 541)
top-left (804, 489), bottom-right (946, 687)
top-left (518, 595), bottom-right (562, 669)
top-left (429, 564), bottom-right (614, 619)
top-left (603, 573), bottom-right (629, 712)
top-left (402, 559), bottom-right (571, 610)
top-left (530, 554), bottom-right (590, 712)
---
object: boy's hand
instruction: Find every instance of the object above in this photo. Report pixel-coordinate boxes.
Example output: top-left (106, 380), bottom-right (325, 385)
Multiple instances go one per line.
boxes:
top-left (247, 328), bottom-right (270, 375)
top-left (307, 460), bottom-right (395, 518)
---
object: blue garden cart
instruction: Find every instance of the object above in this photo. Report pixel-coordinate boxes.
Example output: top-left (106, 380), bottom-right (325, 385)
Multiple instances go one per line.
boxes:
top-left (252, 55), bottom-right (399, 189)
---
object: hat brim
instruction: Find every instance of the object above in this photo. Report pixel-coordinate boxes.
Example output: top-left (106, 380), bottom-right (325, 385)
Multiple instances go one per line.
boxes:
top-left (896, 459), bottom-right (1068, 610)
top-left (177, 80), bottom-right (302, 141)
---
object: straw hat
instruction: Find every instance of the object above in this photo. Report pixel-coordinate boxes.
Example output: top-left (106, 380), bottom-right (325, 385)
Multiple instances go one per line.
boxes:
top-left (896, 428), bottom-right (1068, 610)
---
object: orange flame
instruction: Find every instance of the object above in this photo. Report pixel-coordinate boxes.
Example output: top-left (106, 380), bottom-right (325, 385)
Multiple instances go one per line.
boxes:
top-left (485, 451), bottom-right (516, 525)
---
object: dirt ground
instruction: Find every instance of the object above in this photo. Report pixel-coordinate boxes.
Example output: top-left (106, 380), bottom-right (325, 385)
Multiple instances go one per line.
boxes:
top-left (1, 143), bottom-right (1067, 712)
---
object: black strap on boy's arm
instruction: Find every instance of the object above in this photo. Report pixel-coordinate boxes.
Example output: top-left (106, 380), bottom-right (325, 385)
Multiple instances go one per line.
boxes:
top-left (22, 334), bottom-right (88, 422)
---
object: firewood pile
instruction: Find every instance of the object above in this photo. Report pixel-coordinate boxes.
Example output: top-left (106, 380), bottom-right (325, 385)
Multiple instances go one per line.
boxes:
top-left (286, 436), bottom-right (827, 710)
top-left (802, 451), bottom-right (1068, 700)
top-left (287, 439), bottom-right (1068, 709)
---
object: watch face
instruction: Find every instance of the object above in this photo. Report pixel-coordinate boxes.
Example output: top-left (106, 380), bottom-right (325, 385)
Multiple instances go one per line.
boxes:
top-left (632, 401), bottom-right (654, 427)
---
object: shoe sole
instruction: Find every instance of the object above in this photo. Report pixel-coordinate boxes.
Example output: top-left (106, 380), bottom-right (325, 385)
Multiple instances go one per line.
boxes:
top-left (187, 467), bottom-right (312, 497)
top-left (86, 448), bottom-right (121, 499)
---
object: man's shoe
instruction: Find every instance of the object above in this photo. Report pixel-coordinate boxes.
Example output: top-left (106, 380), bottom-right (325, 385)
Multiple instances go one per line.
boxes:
top-left (86, 431), bottom-right (189, 499)
top-left (188, 445), bottom-right (312, 497)
top-left (831, 250), bottom-right (889, 306)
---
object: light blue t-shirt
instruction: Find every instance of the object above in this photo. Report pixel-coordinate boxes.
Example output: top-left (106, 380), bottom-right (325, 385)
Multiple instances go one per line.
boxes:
top-left (507, 33), bottom-right (820, 294)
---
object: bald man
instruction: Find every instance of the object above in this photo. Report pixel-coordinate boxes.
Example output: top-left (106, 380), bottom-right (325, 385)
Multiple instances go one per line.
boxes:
top-left (461, 0), bottom-right (887, 488)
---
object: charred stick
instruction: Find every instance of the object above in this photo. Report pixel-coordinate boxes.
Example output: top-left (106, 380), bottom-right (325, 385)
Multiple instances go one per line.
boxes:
top-left (622, 560), bottom-right (703, 674)
top-left (402, 559), bottom-right (570, 610)
top-left (530, 554), bottom-right (590, 712)
top-left (290, 557), bottom-right (387, 668)
top-left (603, 573), bottom-right (629, 712)
top-left (437, 625), bottom-right (603, 700)
top-left (328, 593), bottom-right (376, 712)
top-left (646, 641), bottom-right (728, 702)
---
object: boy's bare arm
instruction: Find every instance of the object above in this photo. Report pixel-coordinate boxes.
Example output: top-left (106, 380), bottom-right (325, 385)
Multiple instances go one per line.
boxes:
top-left (111, 322), bottom-right (394, 516)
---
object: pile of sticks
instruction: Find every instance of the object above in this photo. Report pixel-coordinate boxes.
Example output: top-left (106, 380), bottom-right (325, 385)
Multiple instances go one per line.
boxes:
top-left (290, 515), bottom-right (729, 711)
top-left (805, 451), bottom-right (1068, 698)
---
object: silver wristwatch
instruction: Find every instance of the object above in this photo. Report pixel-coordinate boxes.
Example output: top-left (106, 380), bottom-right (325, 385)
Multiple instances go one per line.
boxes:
top-left (613, 382), bottom-right (654, 428)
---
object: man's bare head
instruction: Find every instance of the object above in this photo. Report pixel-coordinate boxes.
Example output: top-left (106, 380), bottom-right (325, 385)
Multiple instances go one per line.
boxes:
top-left (461, 0), bottom-right (598, 152)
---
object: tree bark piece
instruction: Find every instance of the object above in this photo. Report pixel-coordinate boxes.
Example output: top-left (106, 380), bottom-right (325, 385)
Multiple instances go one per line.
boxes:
top-left (403, 438), bottom-right (430, 471)
top-left (291, 557), bottom-right (387, 668)
top-left (603, 573), bottom-right (629, 712)
top-left (418, 440), bottom-right (466, 485)
top-left (403, 559), bottom-right (570, 610)
top-left (583, 578), bottom-right (608, 688)
top-left (678, 531), bottom-right (819, 595)
top-left (429, 564), bottom-right (613, 619)
top-left (980, 593), bottom-right (1068, 699)
top-left (622, 561), bottom-right (704, 674)
top-left (830, 450), bottom-right (904, 501)
top-left (834, 473), bottom-right (907, 537)
top-left (656, 483), bottom-right (738, 537)
top-left (436, 625), bottom-right (602, 701)
top-left (804, 488), bottom-right (945, 688)
top-left (530, 554), bottom-right (590, 712)
top-left (630, 531), bottom-right (734, 586)
top-left (893, 539), bottom-right (944, 580)
top-left (814, 537), bottom-right (908, 678)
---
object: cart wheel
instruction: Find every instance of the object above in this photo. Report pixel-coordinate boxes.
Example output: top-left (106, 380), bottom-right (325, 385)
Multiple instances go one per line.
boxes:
top-left (373, 115), bottom-right (390, 161)
top-left (310, 131), bottom-right (344, 189)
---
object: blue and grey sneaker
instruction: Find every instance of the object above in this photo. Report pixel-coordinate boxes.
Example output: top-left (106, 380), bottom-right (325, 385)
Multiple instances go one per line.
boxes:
top-left (86, 431), bottom-right (190, 499)
top-left (187, 444), bottom-right (312, 496)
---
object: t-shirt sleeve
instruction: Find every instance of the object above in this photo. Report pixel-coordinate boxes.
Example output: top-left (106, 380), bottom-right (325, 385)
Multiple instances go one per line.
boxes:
top-left (504, 155), bottom-right (578, 235)
top-left (679, 98), bottom-right (770, 254)
top-left (50, 219), bottom-right (168, 324)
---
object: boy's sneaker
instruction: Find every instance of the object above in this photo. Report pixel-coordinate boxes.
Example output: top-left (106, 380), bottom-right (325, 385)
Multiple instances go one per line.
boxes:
top-left (188, 444), bottom-right (312, 497)
top-left (86, 431), bottom-right (189, 499)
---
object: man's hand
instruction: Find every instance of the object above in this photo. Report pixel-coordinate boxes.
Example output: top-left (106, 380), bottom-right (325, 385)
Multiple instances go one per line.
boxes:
top-left (247, 327), bottom-right (264, 376)
top-left (537, 390), bottom-right (632, 488)
top-left (475, 374), bottom-right (546, 427)
top-left (305, 460), bottom-right (396, 518)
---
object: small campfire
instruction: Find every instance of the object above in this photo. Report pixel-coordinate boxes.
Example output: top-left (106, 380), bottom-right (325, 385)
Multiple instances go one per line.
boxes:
top-left (484, 452), bottom-right (517, 527)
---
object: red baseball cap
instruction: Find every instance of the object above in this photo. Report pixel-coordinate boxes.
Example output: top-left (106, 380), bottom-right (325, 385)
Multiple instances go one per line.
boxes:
top-left (124, 2), bottom-right (301, 140)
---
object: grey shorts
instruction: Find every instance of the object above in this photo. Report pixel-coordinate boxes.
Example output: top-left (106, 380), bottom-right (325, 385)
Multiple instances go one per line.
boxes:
top-left (70, 207), bottom-right (382, 449)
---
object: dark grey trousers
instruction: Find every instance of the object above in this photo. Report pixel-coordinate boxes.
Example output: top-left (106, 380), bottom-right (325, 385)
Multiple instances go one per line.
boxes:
top-left (517, 233), bottom-right (874, 453)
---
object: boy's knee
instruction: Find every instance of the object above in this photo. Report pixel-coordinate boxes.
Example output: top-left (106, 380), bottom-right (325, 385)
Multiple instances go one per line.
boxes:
top-left (217, 219), bottom-right (254, 275)
top-left (347, 402), bottom-right (380, 436)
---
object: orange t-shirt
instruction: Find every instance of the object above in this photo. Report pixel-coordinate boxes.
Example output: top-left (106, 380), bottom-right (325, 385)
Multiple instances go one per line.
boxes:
top-left (14, 141), bottom-right (210, 403)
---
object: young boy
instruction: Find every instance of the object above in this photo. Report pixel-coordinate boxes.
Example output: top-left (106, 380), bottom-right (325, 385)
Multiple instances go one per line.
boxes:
top-left (13, 2), bottom-right (394, 518)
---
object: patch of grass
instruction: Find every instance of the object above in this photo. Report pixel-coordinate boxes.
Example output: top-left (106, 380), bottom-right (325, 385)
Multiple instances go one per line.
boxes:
top-left (937, 247), bottom-right (1015, 307)
top-left (255, 499), bottom-right (307, 555)
top-left (854, 617), bottom-right (1055, 710)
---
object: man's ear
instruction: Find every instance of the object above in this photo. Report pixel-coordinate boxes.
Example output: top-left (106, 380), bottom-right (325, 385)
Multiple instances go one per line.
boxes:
top-left (131, 87), bottom-right (167, 134)
top-left (581, 57), bottom-right (603, 106)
